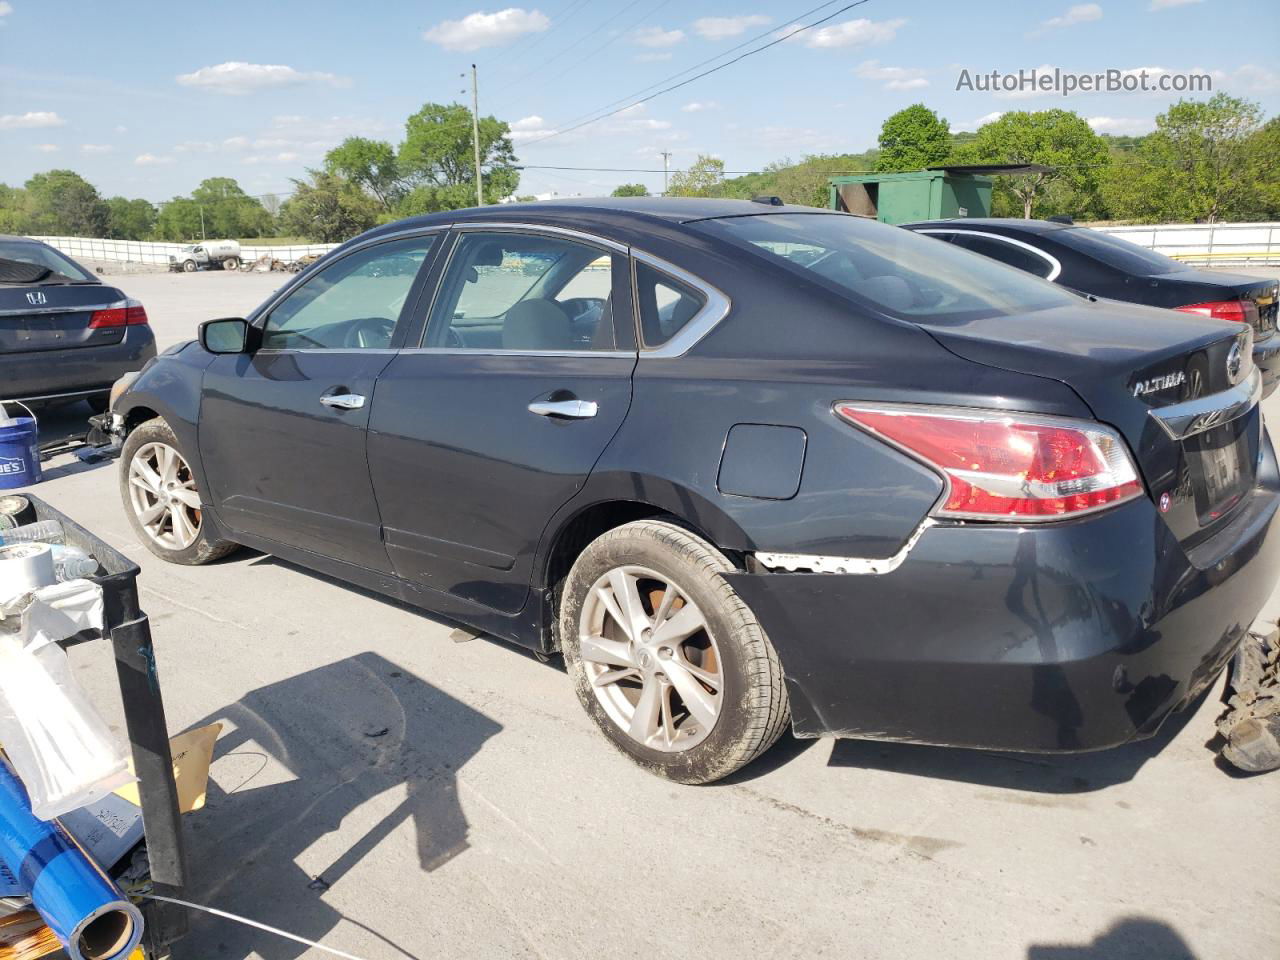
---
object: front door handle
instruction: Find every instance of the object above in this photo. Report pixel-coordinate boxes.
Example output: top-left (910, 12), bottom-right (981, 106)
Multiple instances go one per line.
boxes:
top-left (528, 399), bottom-right (598, 419)
top-left (321, 393), bottom-right (366, 410)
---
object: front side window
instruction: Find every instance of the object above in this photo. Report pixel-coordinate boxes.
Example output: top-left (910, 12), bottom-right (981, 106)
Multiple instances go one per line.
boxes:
top-left (427, 232), bottom-right (618, 352)
top-left (261, 235), bottom-right (435, 350)
top-left (698, 213), bottom-right (1077, 324)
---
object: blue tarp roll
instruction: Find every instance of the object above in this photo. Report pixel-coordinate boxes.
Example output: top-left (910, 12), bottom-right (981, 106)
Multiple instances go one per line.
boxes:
top-left (0, 758), bottom-right (143, 960)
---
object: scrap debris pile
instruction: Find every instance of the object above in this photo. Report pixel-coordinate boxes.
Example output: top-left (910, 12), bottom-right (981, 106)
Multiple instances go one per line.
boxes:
top-left (1218, 630), bottom-right (1280, 773)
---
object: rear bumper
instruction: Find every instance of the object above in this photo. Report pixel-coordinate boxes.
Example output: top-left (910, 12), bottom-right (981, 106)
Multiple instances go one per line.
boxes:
top-left (726, 433), bottom-right (1280, 753)
top-left (0, 327), bottom-right (156, 402)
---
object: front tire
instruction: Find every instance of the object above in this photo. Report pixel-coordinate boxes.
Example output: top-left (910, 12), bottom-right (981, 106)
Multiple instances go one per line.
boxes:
top-left (560, 520), bottom-right (789, 784)
top-left (182, 259), bottom-right (197, 273)
top-left (119, 418), bottom-right (236, 565)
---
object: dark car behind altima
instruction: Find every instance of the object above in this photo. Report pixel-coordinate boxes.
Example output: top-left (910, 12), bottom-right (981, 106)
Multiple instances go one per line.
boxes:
top-left (0, 236), bottom-right (155, 410)
top-left (106, 199), bottom-right (1280, 783)
top-left (904, 218), bottom-right (1280, 396)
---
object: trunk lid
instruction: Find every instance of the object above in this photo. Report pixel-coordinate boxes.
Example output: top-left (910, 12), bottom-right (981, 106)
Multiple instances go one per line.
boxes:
top-left (0, 284), bottom-right (127, 354)
top-left (1152, 269), bottom-right (1278, 344)
top-left (916, 298), bottom-right (1260, 546)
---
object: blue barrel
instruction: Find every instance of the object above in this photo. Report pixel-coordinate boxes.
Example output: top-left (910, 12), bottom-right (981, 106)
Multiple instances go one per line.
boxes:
top-left (0, 416), bottom-right (41, 490)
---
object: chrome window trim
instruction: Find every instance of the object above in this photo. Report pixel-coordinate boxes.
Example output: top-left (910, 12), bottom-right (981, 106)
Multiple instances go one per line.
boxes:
top-left (631, 248), bottom-right (731, 359)
top-left (251, 226), bottom-right (449, 327)
top-left (415, 223), bottom-right (632, 356)
top-left (1148, 367), bottom-right (1261, 441)
top-left (916, 228), bottom-right (1063, 283)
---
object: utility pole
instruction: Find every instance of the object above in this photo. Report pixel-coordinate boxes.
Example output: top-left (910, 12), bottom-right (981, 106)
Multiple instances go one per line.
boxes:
top-left (659, 150), bottom-right (672, 195)
top-left (199, 205), bottom-right (206, 240)
top-left (471, 64), bottom-right (484, 207)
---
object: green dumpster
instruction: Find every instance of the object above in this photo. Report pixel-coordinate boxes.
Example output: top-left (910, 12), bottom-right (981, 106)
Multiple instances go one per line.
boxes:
top-left (828, 170), bottom-right (992, 224)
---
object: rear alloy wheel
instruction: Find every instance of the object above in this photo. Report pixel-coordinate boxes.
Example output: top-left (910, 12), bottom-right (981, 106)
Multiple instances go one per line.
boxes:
top-left (119, 418), bottom-right (236, 565)
top-left (561, 520), bottom-right (789, 784)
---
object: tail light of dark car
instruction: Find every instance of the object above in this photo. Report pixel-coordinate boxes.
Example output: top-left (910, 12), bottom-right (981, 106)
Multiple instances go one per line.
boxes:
top-left (88, 299), bottom-right (149, 329)
top-left (1175, 299), bottom-right (1260, 326)
top-left (835, 404), bottom-right (1144, 521)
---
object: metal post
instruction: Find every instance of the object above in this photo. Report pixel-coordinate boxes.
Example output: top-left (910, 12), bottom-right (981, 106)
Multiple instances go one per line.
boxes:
top-left (199, 205), bottom-right (206, 241)
top-left (471, 64), bottom-right (484, 207)
top-left (660, 150), bottom-right (671, 196)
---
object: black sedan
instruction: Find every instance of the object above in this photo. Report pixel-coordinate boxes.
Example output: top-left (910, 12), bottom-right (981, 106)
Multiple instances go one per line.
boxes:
top-left (0, 236), bottom-right (156, 411)
top-left (105, 199), bottom-right (1280, 783)
top-left (903, 218), bottom-right (1280, 395)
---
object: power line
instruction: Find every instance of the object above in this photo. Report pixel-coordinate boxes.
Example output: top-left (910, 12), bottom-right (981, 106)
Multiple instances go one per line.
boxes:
top-left (519, 0), bottom-right (853, 147)
top-left (536, 0), bottom-right (679, 89)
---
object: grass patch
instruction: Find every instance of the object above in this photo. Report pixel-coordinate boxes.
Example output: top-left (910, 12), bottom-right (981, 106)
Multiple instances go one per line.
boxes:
top-left (239, 236), bottom-right (310, 245)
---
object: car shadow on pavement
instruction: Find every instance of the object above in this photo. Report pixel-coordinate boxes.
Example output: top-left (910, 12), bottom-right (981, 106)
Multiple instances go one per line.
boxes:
top-left (181, 651), bottom-right (503, 959)
top-left (824, 685), bottom-right (1212, 794)
top-left (1026, 916), bottom-right (1198, 959)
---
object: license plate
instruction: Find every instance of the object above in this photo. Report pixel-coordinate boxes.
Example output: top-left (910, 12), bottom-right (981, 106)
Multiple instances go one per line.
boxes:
top-left (1191, 424), bottom-right (1252, 521)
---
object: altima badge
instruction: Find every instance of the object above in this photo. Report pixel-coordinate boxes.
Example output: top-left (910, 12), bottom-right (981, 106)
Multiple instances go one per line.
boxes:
top-left (25, 291), bottom-right (47, 306)
top-left (1133, 370), bottom-right (1186, 397)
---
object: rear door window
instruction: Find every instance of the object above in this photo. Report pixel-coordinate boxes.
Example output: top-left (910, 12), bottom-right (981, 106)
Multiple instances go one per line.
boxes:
top-left (951, 234), bottom-right (1057, 279)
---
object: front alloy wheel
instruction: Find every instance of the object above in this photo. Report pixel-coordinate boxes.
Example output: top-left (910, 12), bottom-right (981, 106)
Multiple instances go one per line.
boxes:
top-left (119, 417), bottom-right (236, 565)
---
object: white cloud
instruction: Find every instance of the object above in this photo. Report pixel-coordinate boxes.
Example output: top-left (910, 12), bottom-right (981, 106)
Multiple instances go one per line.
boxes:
top-left (174, 140), bottom-right (215, 153)
top-left (633, 52), bottom-right (673, 62)
top-left (1033, 3), bottom-right (1102, 34)
top-left (993, 62), bottom-right (1058, 99)
top-left (34, 143), bottom-right (58, 153)
top-left (80, 143), bottom-right (114, 154)
top-left (681, 101), bottom-right (718, 113)
top-left (600, 104), bottom-right (673, 136)
top-left (795, 17), bottom-right (906, 49)
top-left (1149, 0), bottom-right (1200, 8)
top-left (222, 135), bottom-right (250, 149)
top-left (854, 60), bottom-right (928, 90)
top-left (633, 26), bottom-right (685, 48)
top-left (423, 8), bottom-right (549, 51)
top-left (509, 114), bottom-right (557, 142)
top-left (692, 15), bottom-right (770, 40)
top-left (953, 111), bottom-right (1005, 131)
top-left (1231, 64), bottom-right (1279, 92)
top-left (0, 111), bottom-right (65, 129)
top-left (0, 3), bottom-right (12, 20)
top-left (114, 125), bottom-right (127, 135)
top-left (134, 153), bottom-right (173, 166)
top-left (176, 62), bottom-right (349, 95)
top-left (1087, 116), bottom-right (1154, 135)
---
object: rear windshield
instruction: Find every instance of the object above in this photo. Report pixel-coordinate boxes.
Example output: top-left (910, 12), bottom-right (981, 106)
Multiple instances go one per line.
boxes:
top-left (0, 240), bottom-right (94, 283)
top-left (698, 213), bottom-right (1076, 323)
top-left (1052, 227), bottom-right (1183, 275)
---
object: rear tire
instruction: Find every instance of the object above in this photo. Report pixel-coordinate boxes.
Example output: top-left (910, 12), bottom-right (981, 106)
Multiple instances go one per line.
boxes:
top-left (560, 519), bottom-right (789, 784)
top-left (222, 257), bottom-right (240, 272)
top-left (119, 418), bottom-right (237, 565)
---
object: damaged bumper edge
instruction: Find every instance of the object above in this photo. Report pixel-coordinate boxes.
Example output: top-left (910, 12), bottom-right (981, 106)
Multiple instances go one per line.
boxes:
top-left (755, 520), bottom-right (936, 575)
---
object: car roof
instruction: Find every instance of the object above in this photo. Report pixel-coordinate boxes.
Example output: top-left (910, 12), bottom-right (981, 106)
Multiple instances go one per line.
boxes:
top-left (903, 218), bottom-right (1074, 235)
top-left (358, 197), bottom-right (843, 243)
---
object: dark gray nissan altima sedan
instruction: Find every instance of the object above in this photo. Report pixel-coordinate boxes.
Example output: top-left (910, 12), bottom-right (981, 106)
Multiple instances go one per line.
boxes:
top-left (104, 198), bottom-right (1280, 783)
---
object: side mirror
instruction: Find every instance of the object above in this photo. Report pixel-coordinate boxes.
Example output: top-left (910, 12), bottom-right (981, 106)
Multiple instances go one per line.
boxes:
top-left (199, 317), bottom-right (253, 354)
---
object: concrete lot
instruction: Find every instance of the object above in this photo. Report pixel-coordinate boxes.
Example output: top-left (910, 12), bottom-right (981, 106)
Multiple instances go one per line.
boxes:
top-left (22, 269), bottom-right (1280, 960)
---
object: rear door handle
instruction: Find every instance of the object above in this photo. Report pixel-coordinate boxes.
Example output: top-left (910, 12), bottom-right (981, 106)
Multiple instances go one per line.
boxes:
top-left (528, 399), bottom-right (598, 419)
top-left (321, 393), bottom-right (366, 410)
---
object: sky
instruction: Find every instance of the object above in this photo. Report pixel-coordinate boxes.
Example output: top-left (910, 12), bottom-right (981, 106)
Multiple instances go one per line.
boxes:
top-left (1, 0), bottom-right (1278, 204)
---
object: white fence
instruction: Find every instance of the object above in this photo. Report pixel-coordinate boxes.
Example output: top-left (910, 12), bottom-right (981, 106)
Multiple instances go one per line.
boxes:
top-left (1093, 222), bottom-right (1280, 265)
top-left (31, 236), bottom-right (340, 266)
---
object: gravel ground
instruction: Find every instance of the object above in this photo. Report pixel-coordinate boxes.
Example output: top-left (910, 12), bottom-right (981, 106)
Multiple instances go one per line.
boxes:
top-left (18, 268), bottom-right (1280, 960)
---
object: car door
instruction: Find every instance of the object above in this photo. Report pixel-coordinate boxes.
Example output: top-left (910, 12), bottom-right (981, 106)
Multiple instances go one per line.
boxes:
top-left (368, 226), bottom-right (637, 614)
top-left (199, 231), bottom-right (440, 571)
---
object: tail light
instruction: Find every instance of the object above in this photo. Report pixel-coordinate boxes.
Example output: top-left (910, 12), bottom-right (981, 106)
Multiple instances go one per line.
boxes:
top-left (835, 403), bottom-right (1144, 521)
top-left (1175, 299), bottom-right (1259, 326)
top-left (89, 299), bottom-right (148, 328)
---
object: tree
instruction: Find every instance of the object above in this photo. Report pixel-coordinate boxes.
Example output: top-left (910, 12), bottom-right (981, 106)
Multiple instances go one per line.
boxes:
top-left (1102, 94), bottom-right (1264, 223)
top-left (396, 102), bottom-right (519, 210)
top-left (105, 197), bottom-right (156, 240)
top-left (0, 184), bottom-right (28, 233)
top-left (667, 155), bottom-right (725, 197)
top-left (278, 171), bottom-right (381, 243)
top-left (611, 183), bottom-right (649, 197)
top-left (153, 197), bottom-right (205, 242)
top-left (325, 137), bottom-right (405, 210)
top-left (876, 105), bottom-right (951, 172)
top-left (23, 170), bottom-right (109, 236)
top-left (190, 177), bottom-right (274, 237)
top-left (952, 110), bottom-right (1110, 218)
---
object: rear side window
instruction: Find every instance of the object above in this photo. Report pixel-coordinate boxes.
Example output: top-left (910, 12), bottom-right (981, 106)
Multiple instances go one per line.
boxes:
top-left (951, 234), bottom-right (1056, 279)
top-left (635, 262), bottom-right (706, 348)
top-left (1053, 227), bottom-right (1182, 275)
